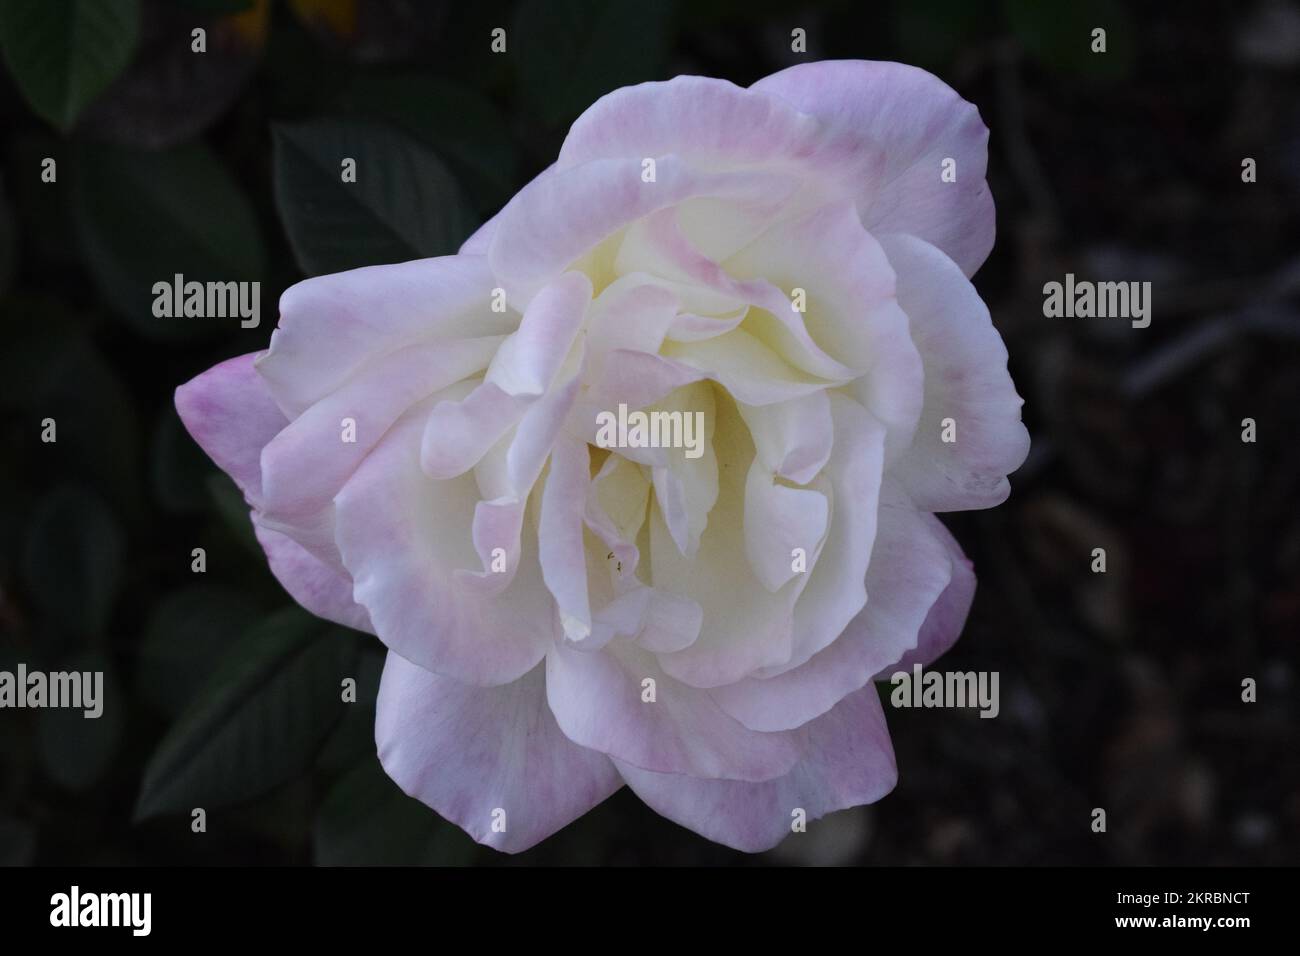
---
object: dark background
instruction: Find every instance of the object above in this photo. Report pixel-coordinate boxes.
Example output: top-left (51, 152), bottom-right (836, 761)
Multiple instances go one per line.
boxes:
top-left (0, 0), bottom-right (1296, 866)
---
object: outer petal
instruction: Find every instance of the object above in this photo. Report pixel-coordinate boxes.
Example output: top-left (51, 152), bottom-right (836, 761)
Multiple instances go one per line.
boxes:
top-left (545, 639), bottom-right (800, 782)
top-left (333, 395), bottom-right (554, 686)
top-left (557, 74), bottom-right (824, 172)
top-left (253, 521), bottom-right (373, 633)
top-left (259, 336), bottom-right (501, 522)
top-left (712, 493), bottom-right (954, 732)
top-left (174, 352), bottom-right (285, 503)
top-left (882, 233), bottom-right (1030, 512)
top-left (874, 510), bottom-right (977, 675)
top-left (616, 684), bottom-right (897, 853)
top-left (752, 60), bottom-right (995, 276)
top-left (258, 255), bottom-right (515, 418)
top-left (487, 155), bottom-right (797, 301)
top-left (376, 654), bottom-right (621, 853)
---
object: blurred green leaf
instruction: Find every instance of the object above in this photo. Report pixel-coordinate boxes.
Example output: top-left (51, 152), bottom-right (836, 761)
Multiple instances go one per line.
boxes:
top-left (514, 0), bottom-right (675, 127)
top-left (152, 409), bottom-right (215, 514)
top-left (37, 651), bottom-right (123, 791)
top-left (135, 607), bottom-right (359, 819)
top-left (273, 118), bottom-right (476, 276)
top-left (336, 74), bottom-right (517, 211)
top-left (205, 472), bottom-right (261, 555)
top-left (0, 0), bottom-right (141, 130)
top-left (315, 645), bottom-right (384, 774)
top-left (1001, 0), bottom-right (1135, 81)
top-left (314, 756), bottom-right (480, 866)
top-left (136, 584), bottom-right (265, 718)
top-left (0, 325), bottom-right (143, 519)
top-left (73, 142), bottom-right (265, 341)
top-left (21, 485), bottom-right (124, 640)
top-left (3, 133), bottom-right (76, 268)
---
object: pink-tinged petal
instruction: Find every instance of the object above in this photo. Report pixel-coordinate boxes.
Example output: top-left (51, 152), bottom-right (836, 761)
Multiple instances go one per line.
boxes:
top-left (644, 380), bottom-right (718, 558)
top-left (579, 350), bottom-right (708, 429)
top-left (484, 271), bottom-right (591, 397)
top-left (617, 209), bottom-right (855, 383)
top-left (419, 382), bottom-right (526, 482)
top-left (752, 60), bottom-right (995, 277)
top-left (253, 521), bottom-right (373, 633)
top-left (174, 352), bottom-right (285, 503)
top-left (661, 331), bottom-right (834, 406)
top-left (458, 215), bottom-right (499, 255)
top-left (712, 491), bottom-right (953, 732)
top-left (254, 502), bottom-right (348, 575)
top-left (455, 373), bottom-right (584, 594)
top-left (333, 396), bottom-right (554, 686)
top-left (875, 512), bottom-right (976, 675)
top-left (768, 393), bottom-right (886, 673)
top-left (634, 588), bottom-right (703, 653)
top-left (617, 683), bottom-right (897, 853)
top-left (259, 336), bottom-right (500, 523)
top-left (376, 655), bottom-right (621, 853)
top-left (650, 396), bottom-right (803, 688)
top-left (665, 308), bottom-right (746, 343)
top-left (579, 585), bottom-right (702, 655)
top-left (558, 74), bottom-right (824, 171)
top-left (584, 276), bottom-right (680, 380)
top-left (737, 391), bottom-right (833, 486)
top-left (487, 155), bottom-right (797, 301)
top-left (725, 202), bottom-right (924, 461)
top-left (539, 433), bottom-right (593, 641)
top-left (420, 272), bottom-right (590, 480)
top-left (258, 255), bottom-right (514, 418)
top-left (881, 233), bottom-right (1030, 511)
top-left (545, 640), bottom-right (800, 781)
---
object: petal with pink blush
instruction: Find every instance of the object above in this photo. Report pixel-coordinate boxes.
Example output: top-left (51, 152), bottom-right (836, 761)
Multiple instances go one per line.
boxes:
top-left (881, 233), bottom-right (1030, 512)
top-left (420, 271), bottom-right (590, 481)
top-left (259, 336), bottom-right (501, 524)
top-left (752, 60), bottom-right (995, 277)
top-left (617, 209), bottom-right (854, 383)
top-left (711, 491), bottom-right (953, 732)
top-left (725, 202), bottom-right (924, 461)
top-left (616, 683), bottom-right (897, 853)
top-left (334, 397), bottom-right (554, 686)
top-left (737, 390), bottom-right (833, 486)
top-left (174, 352), bottom-right (286, 504)
top-left (258, 255), bottom-right (514, 418)
top-left (539, 433), bottom-right (593, 641)
top-left (253, 521), bottom-right (373, 633)
top-left (545, 639), bottom-right (800, 781)
top-left (761, 394), bottom-right (886, 675)
top-left (558, 74), bottom-right (824, 172)
top-left (873, 511), bottom-right (976, 676)
top-left (376, 655), bottom-right (621, 853)
top-left (487, 155), bottom-right (798, 301)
